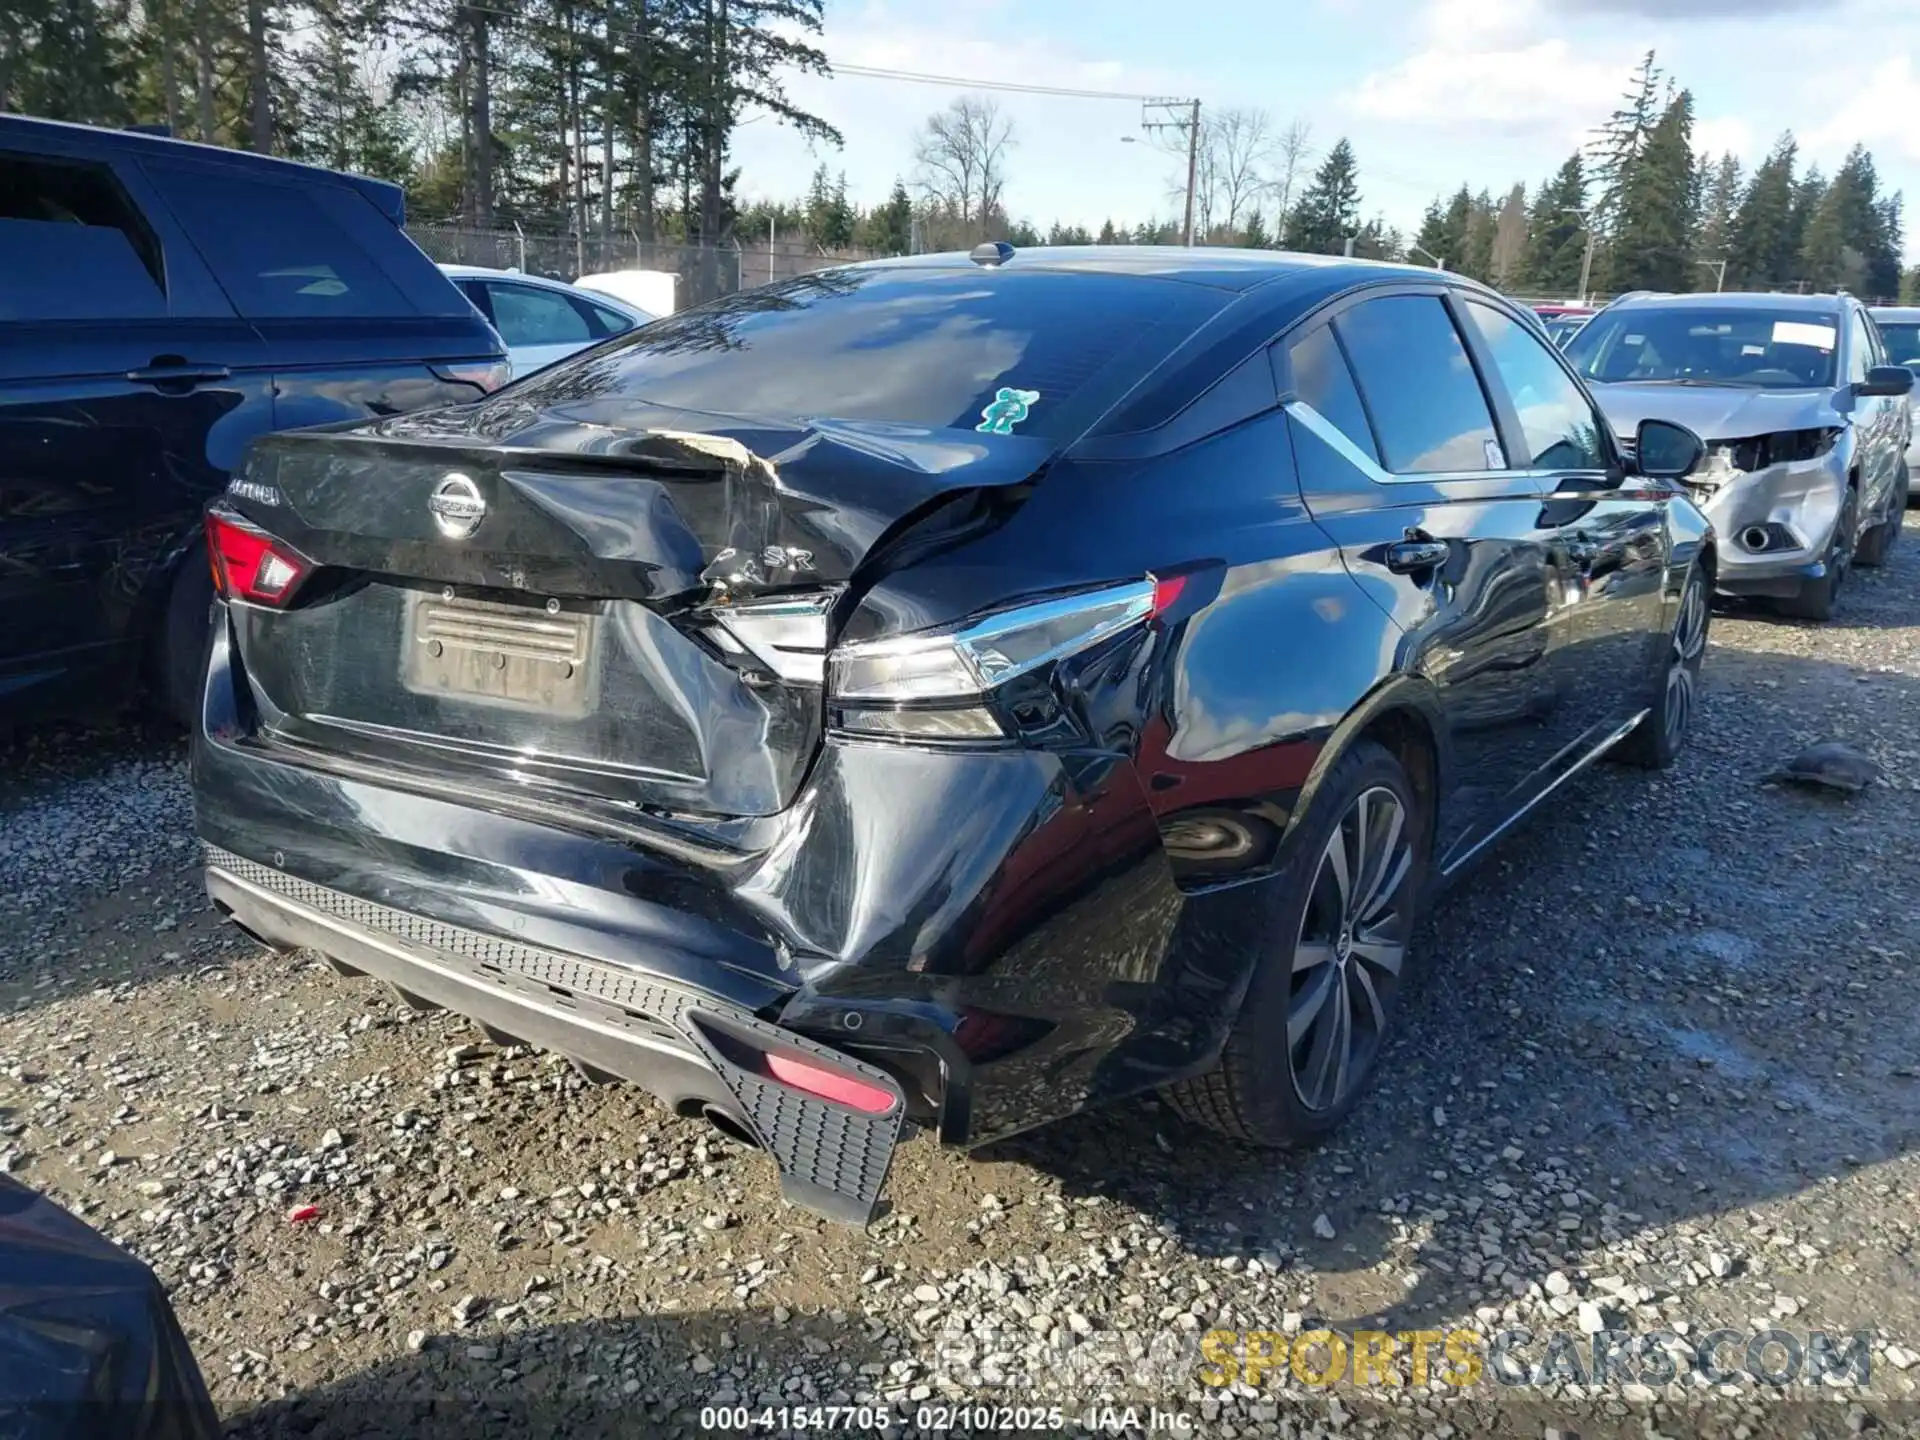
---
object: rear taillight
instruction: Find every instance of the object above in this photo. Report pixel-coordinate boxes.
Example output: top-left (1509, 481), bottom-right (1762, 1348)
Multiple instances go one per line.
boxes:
top-left (205, 507), bottom-right (310, 607)
top-left (431, 359), bottom-right (512, 394)
top-left (827, 577), bottom-right (1170, 742)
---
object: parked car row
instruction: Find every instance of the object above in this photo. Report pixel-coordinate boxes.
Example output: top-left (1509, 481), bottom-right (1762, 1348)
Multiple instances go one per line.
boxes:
top-left (4, 114), bottom-right (1901, 1228)
top-left (1531, 302), bottom-right (1594, 349)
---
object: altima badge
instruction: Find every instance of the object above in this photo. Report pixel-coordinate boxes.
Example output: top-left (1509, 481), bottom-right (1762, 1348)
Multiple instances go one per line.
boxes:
top-left (428, 474), bottom-right (486, 540)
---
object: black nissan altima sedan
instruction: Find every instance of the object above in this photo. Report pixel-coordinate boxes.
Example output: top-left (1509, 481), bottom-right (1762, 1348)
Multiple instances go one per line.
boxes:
top-left (192, 246), bottom-right (1713, 1223)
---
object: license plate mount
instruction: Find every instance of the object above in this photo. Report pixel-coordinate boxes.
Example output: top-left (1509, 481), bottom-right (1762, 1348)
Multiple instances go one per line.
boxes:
top-left (402, 592), bottom-right (597, 717)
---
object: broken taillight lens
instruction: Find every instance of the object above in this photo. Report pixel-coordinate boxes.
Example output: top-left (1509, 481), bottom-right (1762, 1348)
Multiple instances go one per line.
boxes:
top-left (826, 577), bottom-right (1175, 741)
top-left (205, 507), bottom-right (310, 607)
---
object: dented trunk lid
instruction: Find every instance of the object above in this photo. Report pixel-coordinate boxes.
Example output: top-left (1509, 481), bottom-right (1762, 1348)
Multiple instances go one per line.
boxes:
top-left (220, 401), bottom-right (1051, 817)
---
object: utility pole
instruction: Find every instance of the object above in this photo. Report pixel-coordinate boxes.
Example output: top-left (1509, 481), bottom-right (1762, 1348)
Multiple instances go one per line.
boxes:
top-left (1564, 208), bottom-right (1597, 306)
top-left (1697, 257), bottom-right (1727, 292)
top-left (1141, 97), bottom-right (1204, 246)
top-left (1408, 242), bottom-right (1445, 271)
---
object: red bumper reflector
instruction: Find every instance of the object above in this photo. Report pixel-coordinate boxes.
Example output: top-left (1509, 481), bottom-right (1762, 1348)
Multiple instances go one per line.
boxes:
top-left (764, 1052), bottom-right (895, 1115)
top-left (1151, 573), bottom-right (1188, 615)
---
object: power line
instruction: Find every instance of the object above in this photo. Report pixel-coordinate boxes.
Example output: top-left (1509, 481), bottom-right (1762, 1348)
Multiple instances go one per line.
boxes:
top-left (829, 62), bottom-right (1167, 104)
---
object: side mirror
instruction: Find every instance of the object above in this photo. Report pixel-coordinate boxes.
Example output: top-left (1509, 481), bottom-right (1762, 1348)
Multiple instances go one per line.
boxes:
top-left (1634, 418), bottom-right (1706, 480)
top-left (1857, 364), bottom-right (1915, 398)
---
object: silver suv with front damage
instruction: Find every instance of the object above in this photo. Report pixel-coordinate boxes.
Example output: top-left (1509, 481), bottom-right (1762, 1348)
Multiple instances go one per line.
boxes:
top-left (1566, 292), bottom-right (1912, 619)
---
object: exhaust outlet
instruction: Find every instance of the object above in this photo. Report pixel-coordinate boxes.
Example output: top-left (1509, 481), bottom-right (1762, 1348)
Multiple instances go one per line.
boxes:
top-left (701, 1105), bottom-right (761, 1149)
top-left (1741, 526), bottom-right (1772, 552)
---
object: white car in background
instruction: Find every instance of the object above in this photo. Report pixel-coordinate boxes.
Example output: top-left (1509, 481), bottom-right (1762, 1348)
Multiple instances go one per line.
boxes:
top-left (438, 265), bottom-right (655, 378)
top-left (575, 268), bottom-right (679, 319)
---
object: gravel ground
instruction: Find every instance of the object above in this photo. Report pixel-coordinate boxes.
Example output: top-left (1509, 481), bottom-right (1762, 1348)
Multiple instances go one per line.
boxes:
top-left (3, 518), bottom-right (1919, 1440)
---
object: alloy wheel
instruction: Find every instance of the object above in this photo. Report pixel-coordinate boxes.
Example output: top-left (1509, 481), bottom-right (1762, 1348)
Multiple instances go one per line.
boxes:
top-left (1288, 786), bottom-right (1416, 1111)
top-left (1663, 572), bottom-right (1708, 749)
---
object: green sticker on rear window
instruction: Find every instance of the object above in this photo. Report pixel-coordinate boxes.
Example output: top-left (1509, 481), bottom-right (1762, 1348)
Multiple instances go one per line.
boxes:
top-left (976, 387), bottom-right (1041, 435)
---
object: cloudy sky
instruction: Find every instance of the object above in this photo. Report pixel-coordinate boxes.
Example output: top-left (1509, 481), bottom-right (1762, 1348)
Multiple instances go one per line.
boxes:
top-left (730, 0), bottom-right (1920, 253)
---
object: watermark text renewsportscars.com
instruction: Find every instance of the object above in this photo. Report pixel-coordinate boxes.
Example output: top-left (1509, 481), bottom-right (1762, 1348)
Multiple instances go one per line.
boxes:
top-left (932, 1323), bottom-right (1883, 1394)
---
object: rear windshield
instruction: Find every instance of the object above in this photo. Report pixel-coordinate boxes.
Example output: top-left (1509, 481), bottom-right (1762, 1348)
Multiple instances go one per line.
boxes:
top-left (508, 266), bottom-right (1219, 439)
top-left (1878, 321), bottom-right (1920, 368)
top-left (1565, 306), bottom-right (1839, 389)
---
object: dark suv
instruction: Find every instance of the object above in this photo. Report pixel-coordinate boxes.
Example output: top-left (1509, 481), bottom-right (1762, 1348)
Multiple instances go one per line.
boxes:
top-left (0, 116), bottom-right (506, 727)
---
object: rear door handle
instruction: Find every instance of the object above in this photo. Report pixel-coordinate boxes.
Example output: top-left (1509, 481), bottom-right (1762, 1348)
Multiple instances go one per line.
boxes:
top-left (1385, 538), bottom-right (1449, 574)
top-left (127, 362), bottom-right (231, 388)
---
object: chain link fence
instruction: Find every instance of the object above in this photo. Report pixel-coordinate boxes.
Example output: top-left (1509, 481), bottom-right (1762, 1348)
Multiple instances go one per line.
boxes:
top-left (405, 222), bottom-right (883, 308)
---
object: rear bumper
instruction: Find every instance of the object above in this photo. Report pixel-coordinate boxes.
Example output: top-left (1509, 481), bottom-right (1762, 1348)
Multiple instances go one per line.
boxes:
top-left (204, 846), bottom-right (906, 1224)
top-left (192, 601), bottom-right (1248, 1214)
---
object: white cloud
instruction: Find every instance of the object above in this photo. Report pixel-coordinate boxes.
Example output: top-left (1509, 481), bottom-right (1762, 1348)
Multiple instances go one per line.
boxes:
top-left (1804, 54), bottom-right (1920, 166)
top-left (1692, 115), bottom-right (1755, 163)
top-left (1421, 0), bottom-right (1540, 41)
top-left (1349, 36), bottom-right (1628, 138)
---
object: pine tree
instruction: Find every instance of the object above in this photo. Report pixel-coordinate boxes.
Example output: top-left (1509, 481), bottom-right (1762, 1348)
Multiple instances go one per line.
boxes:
top-left (1869, 194), bottom-right (1904, 301)
top-left (1788, 164), bottom-right (1826, 286)
top-left (1352, 215), bottom-right (1397, 261)
top-left (1693, 153), bottom-right (1742, 278)
top-left (1460, 188), bottom-right (1497, 282)
top-left (1520, 154), bottom-right (1589, 295)
top-left (861, 179), bottom-right (913, 254)
top-left (1727, 134), bottom-right (1799, 290)
top-left (1589, 51), bottom-right (1663, 241)
top-left (1283, 138), bottom-right (1362, 255)
top-left (1241, 207), bottom-right (1271, 249)
top-left (1096, 218), bottom-right (1119, 244)
top-left (1414, 186), bottom-right (1470, 270)
top-left (1608, 89), bottom-right (1695, 292)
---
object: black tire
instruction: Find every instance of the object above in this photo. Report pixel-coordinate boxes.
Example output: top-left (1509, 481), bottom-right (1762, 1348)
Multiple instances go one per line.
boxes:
top-left (1857, 463), bottom-right (1908, 565)
top-left (154, 543), bottom-right (214, 727)
top-left (1776, 483), bottom-right (1856, 622)
top-left (1613, 562), bottom-right (1708, 770)
top-left (1165, 739), bottom-right (1428, 1147)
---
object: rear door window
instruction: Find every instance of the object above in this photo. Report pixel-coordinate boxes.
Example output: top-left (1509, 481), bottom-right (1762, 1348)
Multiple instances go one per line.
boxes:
top-left (143, 160), bottom-right (412, 319)
top-left (1335, 295), bottom-right (1503, 473)
top-left (584, 300), bottom-right (638, 336)
top-left (0, 152), bottom-right (166, 320)
top-left (1286, 323), bottom-right (1379, 464)
top-left (484, 282), bottom-right (596, 347)
top-left (515, 266), bottom-right (1220, 440)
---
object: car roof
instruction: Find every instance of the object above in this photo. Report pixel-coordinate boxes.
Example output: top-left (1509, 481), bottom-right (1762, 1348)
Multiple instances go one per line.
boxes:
top-left (1603, 290), bottom-right (1850, 314)
top-left (1869, 305), bottom-right (1920, 321)
top-left (0, 113), bottom-right (406, 224)
top-left (851, 245), bottom-right (1465, 298)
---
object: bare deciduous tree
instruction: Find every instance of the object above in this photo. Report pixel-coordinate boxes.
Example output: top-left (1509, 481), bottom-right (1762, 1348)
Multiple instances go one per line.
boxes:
top-left (1271, 119), bottom-right (1314, 238)
top-left (1147, 106), bottom-right (1312, 243)
top-left (1490, 182), bottom-right (1529, 285)
top-left (913, 94), bottom-right (1015, 235)
top-left (1203, 106), bottom-right (1280, 234)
